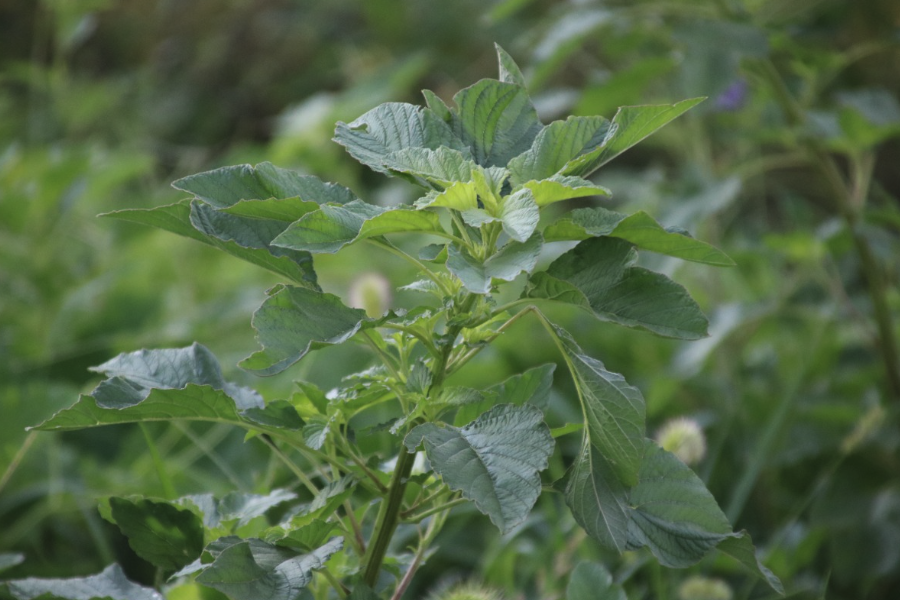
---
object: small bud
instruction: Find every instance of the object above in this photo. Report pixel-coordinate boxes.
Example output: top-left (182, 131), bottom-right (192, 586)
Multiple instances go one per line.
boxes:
top-left (678, 575), bottom-right (733, 600)
top-left (348, 272), bottom-right (392, 318)
top-left (656, 417), bottom-right (706, 465)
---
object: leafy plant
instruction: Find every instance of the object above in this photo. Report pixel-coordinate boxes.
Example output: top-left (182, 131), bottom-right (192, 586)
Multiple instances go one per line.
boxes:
top-left (6, 46), bottom-right (783, 599)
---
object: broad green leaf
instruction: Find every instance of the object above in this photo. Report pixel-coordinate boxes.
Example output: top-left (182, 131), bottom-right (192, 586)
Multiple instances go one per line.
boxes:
top-left (422, 89), bottom-right (452, 121)
top-left (180, 489), bottom-right (298, 530)
top-left (221, 196), bottom-right (323, 223)
top-left (451, 79), bottom-right (543, 167)
top-left (173, 163), bottom-right (352, 208)
top-left (454, 364), bottom-right (555, 426)
top-left (625, 439), bottom-right (784, 595)
top-left (263, 520), bottom-right (337, 552)
top-left (103, 201), bottom-right (317, 287)
top-left (508, 116), bottom-right (612, 185)
top-left (380, 147), bottom-right (476, 188)
top-left (405, 404), bottom-right (554, 533)
top-left (495, 43), bottom-right (527, 87)
top-left (3, 564), bottom-right (163, 600)
top-left (0, 553), bottom-right (24, 574)
top-left (549, 323), bottom-right (645, 487)
top-left (566, 442), bottom-right (631, 552)
top-left (717, 533), bottom-right (785, 595)
top-left (194, 537), bottom-right (343, 600)
top-left (301, 417), bottom-right (331, 450)
top-left (31, 345), bottom-right (303, 434)
top-left (500, 188), bottom-right (539, 242)
top-left (528, 237), bottom-right (709, 339)
top-left (544, 207), bottom-right (734, 266)
top-left (446, 233), bottom-right (543, 294)
top-left (240, 286), bottom-right (369, 376)
top-left (566, 562), bottom-right (627, 600)
top-left (416, 181), bottom-right (478, 211)
top-left (272, 201), bottom-right (445, 254)
top-left (189, 201), bottom-right (313, 264)
top-left (334, 103), bottom-right (468, 174)
top-left (461, 208), bottom-right (499, 228)
top-left (522, 175), bottom-right (611, 207)
top-left (472, 165), bottom-right (509, 214)
top-left (562, 99), bottom-right (704, 178)
top-left (106, 498), bottom-right (204, 572)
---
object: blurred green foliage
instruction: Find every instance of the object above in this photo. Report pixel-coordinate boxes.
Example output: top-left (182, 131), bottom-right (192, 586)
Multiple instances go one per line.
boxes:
top-left (2, 0), bottom-right (899, 599)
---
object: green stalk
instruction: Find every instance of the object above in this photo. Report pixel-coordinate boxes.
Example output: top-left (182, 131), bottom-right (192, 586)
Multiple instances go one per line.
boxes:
top-left (362, 293), bottom-right (475, 585)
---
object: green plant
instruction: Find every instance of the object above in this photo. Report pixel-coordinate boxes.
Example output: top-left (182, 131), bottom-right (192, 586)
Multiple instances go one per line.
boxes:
top-left (4, 46), bottom-right (783, 599)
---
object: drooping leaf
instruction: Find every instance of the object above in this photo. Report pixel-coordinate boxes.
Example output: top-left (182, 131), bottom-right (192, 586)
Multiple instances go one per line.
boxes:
top-left (561, 99), bottom-right (704, 178)
top-left (31, 345), bottom-right (302, 434)
top-left (508, 116), bottom-right (613, 185)
top-left (103, 201), bottom-right (317, 287)
top-left (566, 562), bottom-right (627, 600)
top-left (105, 498), bottom-right (204, 572)
top-left (527, 237), bottom-right (709, 339)
top-left (173, 162), bottom-right (353, 208)
top-left (451, 79), bottom-right (543, 167)
top-left (454, 364), bottom-right (556, 426)
top-left (495, 43), bottom-right (527, 87)
top-left (334, 103), bottom-right (468, 174)
top-left (446, 233), bottom-right (543, 294)
top-left (180, 489), bottom-right (298, 530)
top-left (500, 188), bottom-right (539, 242)
top-left (405, 404), bottom-right (554, 533)
top-left (626, 440), bottom-right (783, 594)
top-left (194, 537), bottom-right (343, 600)
top-left (548, 323), bottom-right (645, 487)
top-left (3, 564), bottom-right (164, 600)
top-left (263, 520), bottom-right (338, 552)
top-left (522, 175), bottom-right (611, 207)
top-left (544, 207), bottom-right (734, 266)
top-left (272, 201), bottom-right (445, 254)
top-left (566, 442), bottom-right (631, 553)
top-left (240, 286), bottom-right (370, 376)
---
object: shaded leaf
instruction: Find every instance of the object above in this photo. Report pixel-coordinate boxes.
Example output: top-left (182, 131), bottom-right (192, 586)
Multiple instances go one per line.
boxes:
top-left (3, 564), bottom-right (163, 600)
top-left (549, 323), bottom-right (645, 487)
top-left (106, 498), bottom-right (204, 572)
top-left (405, 404), bottom-right (554, 533)
top-left (544, 207), bottom-right (734, 266)
top-left (272, 201), bottom-right (445, 254)
top-left (240, 286), bottom-right (369, 376)
top-left (528, 237), bottom-right (708, 339)
top-left (447, 233), bottom-right (543, 294)
top-left (180, 490), bottom-right (298, 530)
top-left (451, 79), bottom-right (543, 167)
top-left (454, 363), bottom-right (556, 426)
top-left (0, 554), bottom-right (24, 574)
top-left (173, 163), bottom-right (352, 208)
top-left (194, 537), bottom-right (343, 600)
top-left (566, 442), bottom-right (630, 553)
top-left (103, 201), bottom-right (317, 287)
top-left (566, 562), bottom-right (627, 600)
top-left (263, 521), bottom-right (338, 552)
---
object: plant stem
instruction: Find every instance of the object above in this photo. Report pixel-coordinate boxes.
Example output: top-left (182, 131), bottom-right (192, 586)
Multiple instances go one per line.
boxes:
top-left (402, 497), bottom-right (467, 523)
top-left (0, 430), bottom-right (37, 496)
top-left (448, 305), bottom-right (536, 374)
top-left (362, 443), bottom-right (416, 586)
top-left (368, 237), bottom-right (453, 297)
top-left (259, 435), bottom-right (320, 496)
top-left (320, 567), bottom-right (349, 598)
top-left (140, 423), bottom-right (177, 499)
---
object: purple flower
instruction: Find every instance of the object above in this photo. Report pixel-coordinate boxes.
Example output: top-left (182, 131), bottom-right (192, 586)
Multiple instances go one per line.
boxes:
top-left (714, 79), bottom-right (748, 112)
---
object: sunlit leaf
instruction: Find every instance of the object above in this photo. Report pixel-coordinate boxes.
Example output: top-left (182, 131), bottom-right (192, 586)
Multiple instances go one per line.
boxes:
top-left (522, 175), bottom-right (611, 207)
top-left (508, 116), bottom-right (612, 185)
top-left (500, 188), bottom-right (539, 242)
top-left (495, 43), bottom-right (527, 87)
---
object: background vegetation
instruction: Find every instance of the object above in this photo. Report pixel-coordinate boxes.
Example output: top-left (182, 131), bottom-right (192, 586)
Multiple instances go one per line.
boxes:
top-left (2, 0), bottom-right (899, 598)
